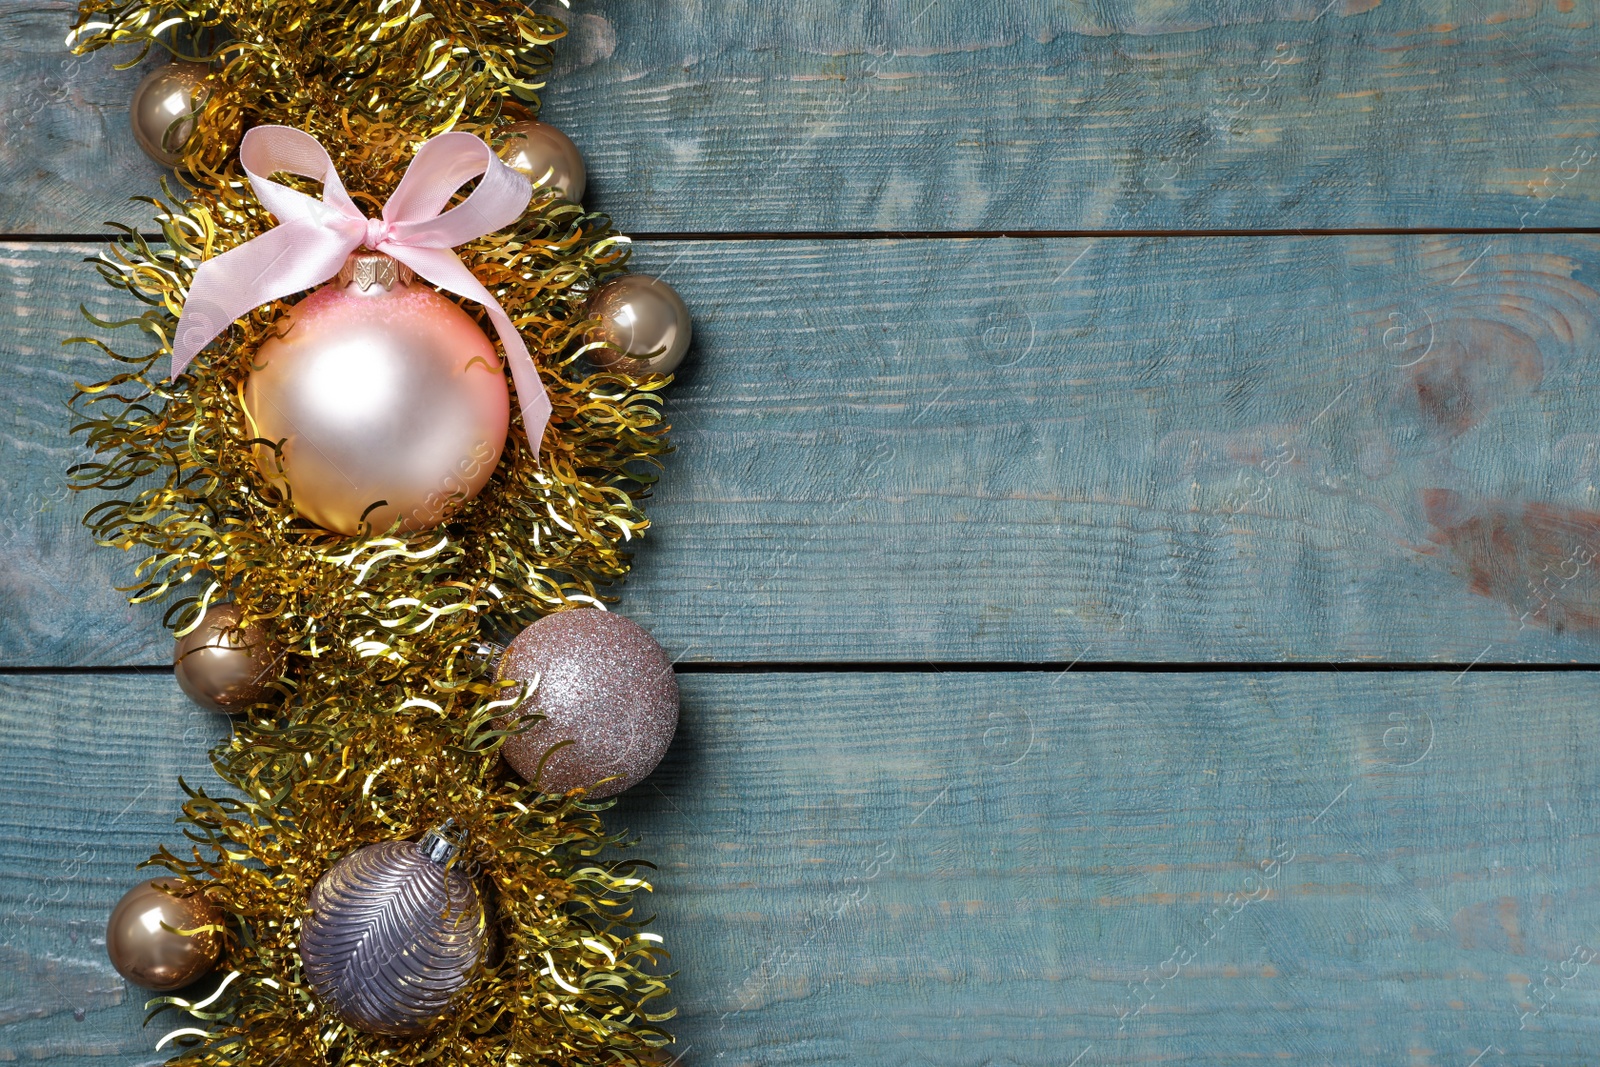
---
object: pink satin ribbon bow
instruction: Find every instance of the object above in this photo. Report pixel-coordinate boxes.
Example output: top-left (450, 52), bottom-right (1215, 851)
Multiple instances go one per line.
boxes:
top-left (171, 124), bottom-right (551, 456)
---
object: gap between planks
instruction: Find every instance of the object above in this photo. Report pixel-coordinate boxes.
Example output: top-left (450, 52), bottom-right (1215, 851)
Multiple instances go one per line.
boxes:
top-left (6, 226), bottom-right (1600, 244)
top-left (5, 661), bottom-right (1600, 675)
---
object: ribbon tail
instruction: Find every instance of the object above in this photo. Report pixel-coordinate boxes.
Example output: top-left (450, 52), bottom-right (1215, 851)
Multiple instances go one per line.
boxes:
top-left (384, 245), bottom-right (551, 462)
top-left (171, 223), bottom-right (359, 378)
top-left (502, 324), bottom-right (554, 459)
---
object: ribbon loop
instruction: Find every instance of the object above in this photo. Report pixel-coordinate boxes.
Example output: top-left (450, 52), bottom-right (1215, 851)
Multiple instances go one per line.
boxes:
top-left (171, 125), bottom-right (549, 458)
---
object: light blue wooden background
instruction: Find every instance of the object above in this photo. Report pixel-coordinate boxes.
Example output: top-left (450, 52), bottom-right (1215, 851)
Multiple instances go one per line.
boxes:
top-left (2, 1), bottom-right (1599, 1064)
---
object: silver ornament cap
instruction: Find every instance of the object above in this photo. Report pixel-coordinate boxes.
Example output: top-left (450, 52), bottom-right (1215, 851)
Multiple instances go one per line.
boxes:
top-left (337, 250), bottom-right (415, 291)
top-left (299, 826), bottom-right (487, 1036)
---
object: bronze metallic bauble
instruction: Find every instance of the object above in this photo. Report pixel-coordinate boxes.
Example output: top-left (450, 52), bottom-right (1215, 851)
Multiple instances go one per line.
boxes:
top-left (105, 878), bottom-right (223, 991)
top-left (300, 827), bottom-right (488, 1036)
top-left (242, 253), bottom-right (510, 536)
top-left (498, 120), bottom-right (586, 202)
top-left (495, 609), bottom-right (678, 797)
top-left (173, 601), bottom-right (276, 713)
top-left (129, 63), bottom-right (211, 167)
top-left (586, 274), bottom-right (692, 376)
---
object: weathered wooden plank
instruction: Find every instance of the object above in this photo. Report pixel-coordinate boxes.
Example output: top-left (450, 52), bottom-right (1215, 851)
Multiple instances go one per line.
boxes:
top-left (0, 672), bottom-right (222, 1064)
top-left (3, 0), bottom-right (1599, 233)
top-left (0, 243), bottom-right (156, 670)
top-left (7, 236), bottom-right (1600, 666)
top-left (6, 670), bottom-right (1599, 1065)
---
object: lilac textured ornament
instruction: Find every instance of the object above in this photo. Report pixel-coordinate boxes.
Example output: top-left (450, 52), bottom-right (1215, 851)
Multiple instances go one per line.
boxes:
top-left (299, 827), bottom-right (487, 1036)
top-left (495, 609), bottom-right (678, 797)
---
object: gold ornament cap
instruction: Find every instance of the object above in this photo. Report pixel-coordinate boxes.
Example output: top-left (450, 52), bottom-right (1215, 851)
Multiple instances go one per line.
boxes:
top-left (337, 251), bottom-right (415, 292)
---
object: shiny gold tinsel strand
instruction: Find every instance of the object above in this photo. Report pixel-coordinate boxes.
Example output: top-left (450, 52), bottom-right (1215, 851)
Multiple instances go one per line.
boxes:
top-left (67, 1), bottom-right (676, 1063)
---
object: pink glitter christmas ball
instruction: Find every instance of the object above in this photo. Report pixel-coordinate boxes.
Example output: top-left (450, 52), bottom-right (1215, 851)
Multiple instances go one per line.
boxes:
top-left (495, 609), bottom-right (678, 797)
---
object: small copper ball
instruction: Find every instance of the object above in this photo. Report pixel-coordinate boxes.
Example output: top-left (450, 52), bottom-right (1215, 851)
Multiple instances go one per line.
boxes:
top-left (129, 63), bottom-right (212, 168)
top-left (105, 878), bottom-right (222, 991)
top-left (173, 602), bottom-right (276, 713)
top-left (495, 609), bottom-right (678, 797)
top-left (586, 274), bottom-right (693, 376)
top-left (498, 119), bottom-right (587, 202)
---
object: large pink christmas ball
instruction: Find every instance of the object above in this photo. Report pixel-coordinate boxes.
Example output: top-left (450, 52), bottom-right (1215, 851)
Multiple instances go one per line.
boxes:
top-left (242, 253), bottom-right (510, 536)
top-left (495, 609), bottom-right (678, 797)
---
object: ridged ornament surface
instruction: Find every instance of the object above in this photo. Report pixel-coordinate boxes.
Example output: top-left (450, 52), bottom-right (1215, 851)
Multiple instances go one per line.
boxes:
top-left (299, 840), bottom-right (487, 1036)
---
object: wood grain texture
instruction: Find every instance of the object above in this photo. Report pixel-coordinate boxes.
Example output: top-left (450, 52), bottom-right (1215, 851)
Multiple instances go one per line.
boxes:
top-left (6, 670), bottom-right (1600, 1066)
top-left (8, 236), bottom-right (1600, 666)
top-left (3, 0), bottom-right (1599, 233)
top-left (0, 673), bottom-right (222, 1064)
top-left (0, 243), bottom-right (154, 670)
top-left (0, 3), bottom-right (156, 234)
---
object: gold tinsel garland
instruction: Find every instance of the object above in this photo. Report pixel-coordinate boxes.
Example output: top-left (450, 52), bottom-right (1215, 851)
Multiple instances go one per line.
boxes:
top-left (66, 1), bottom-right (677, 1063)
